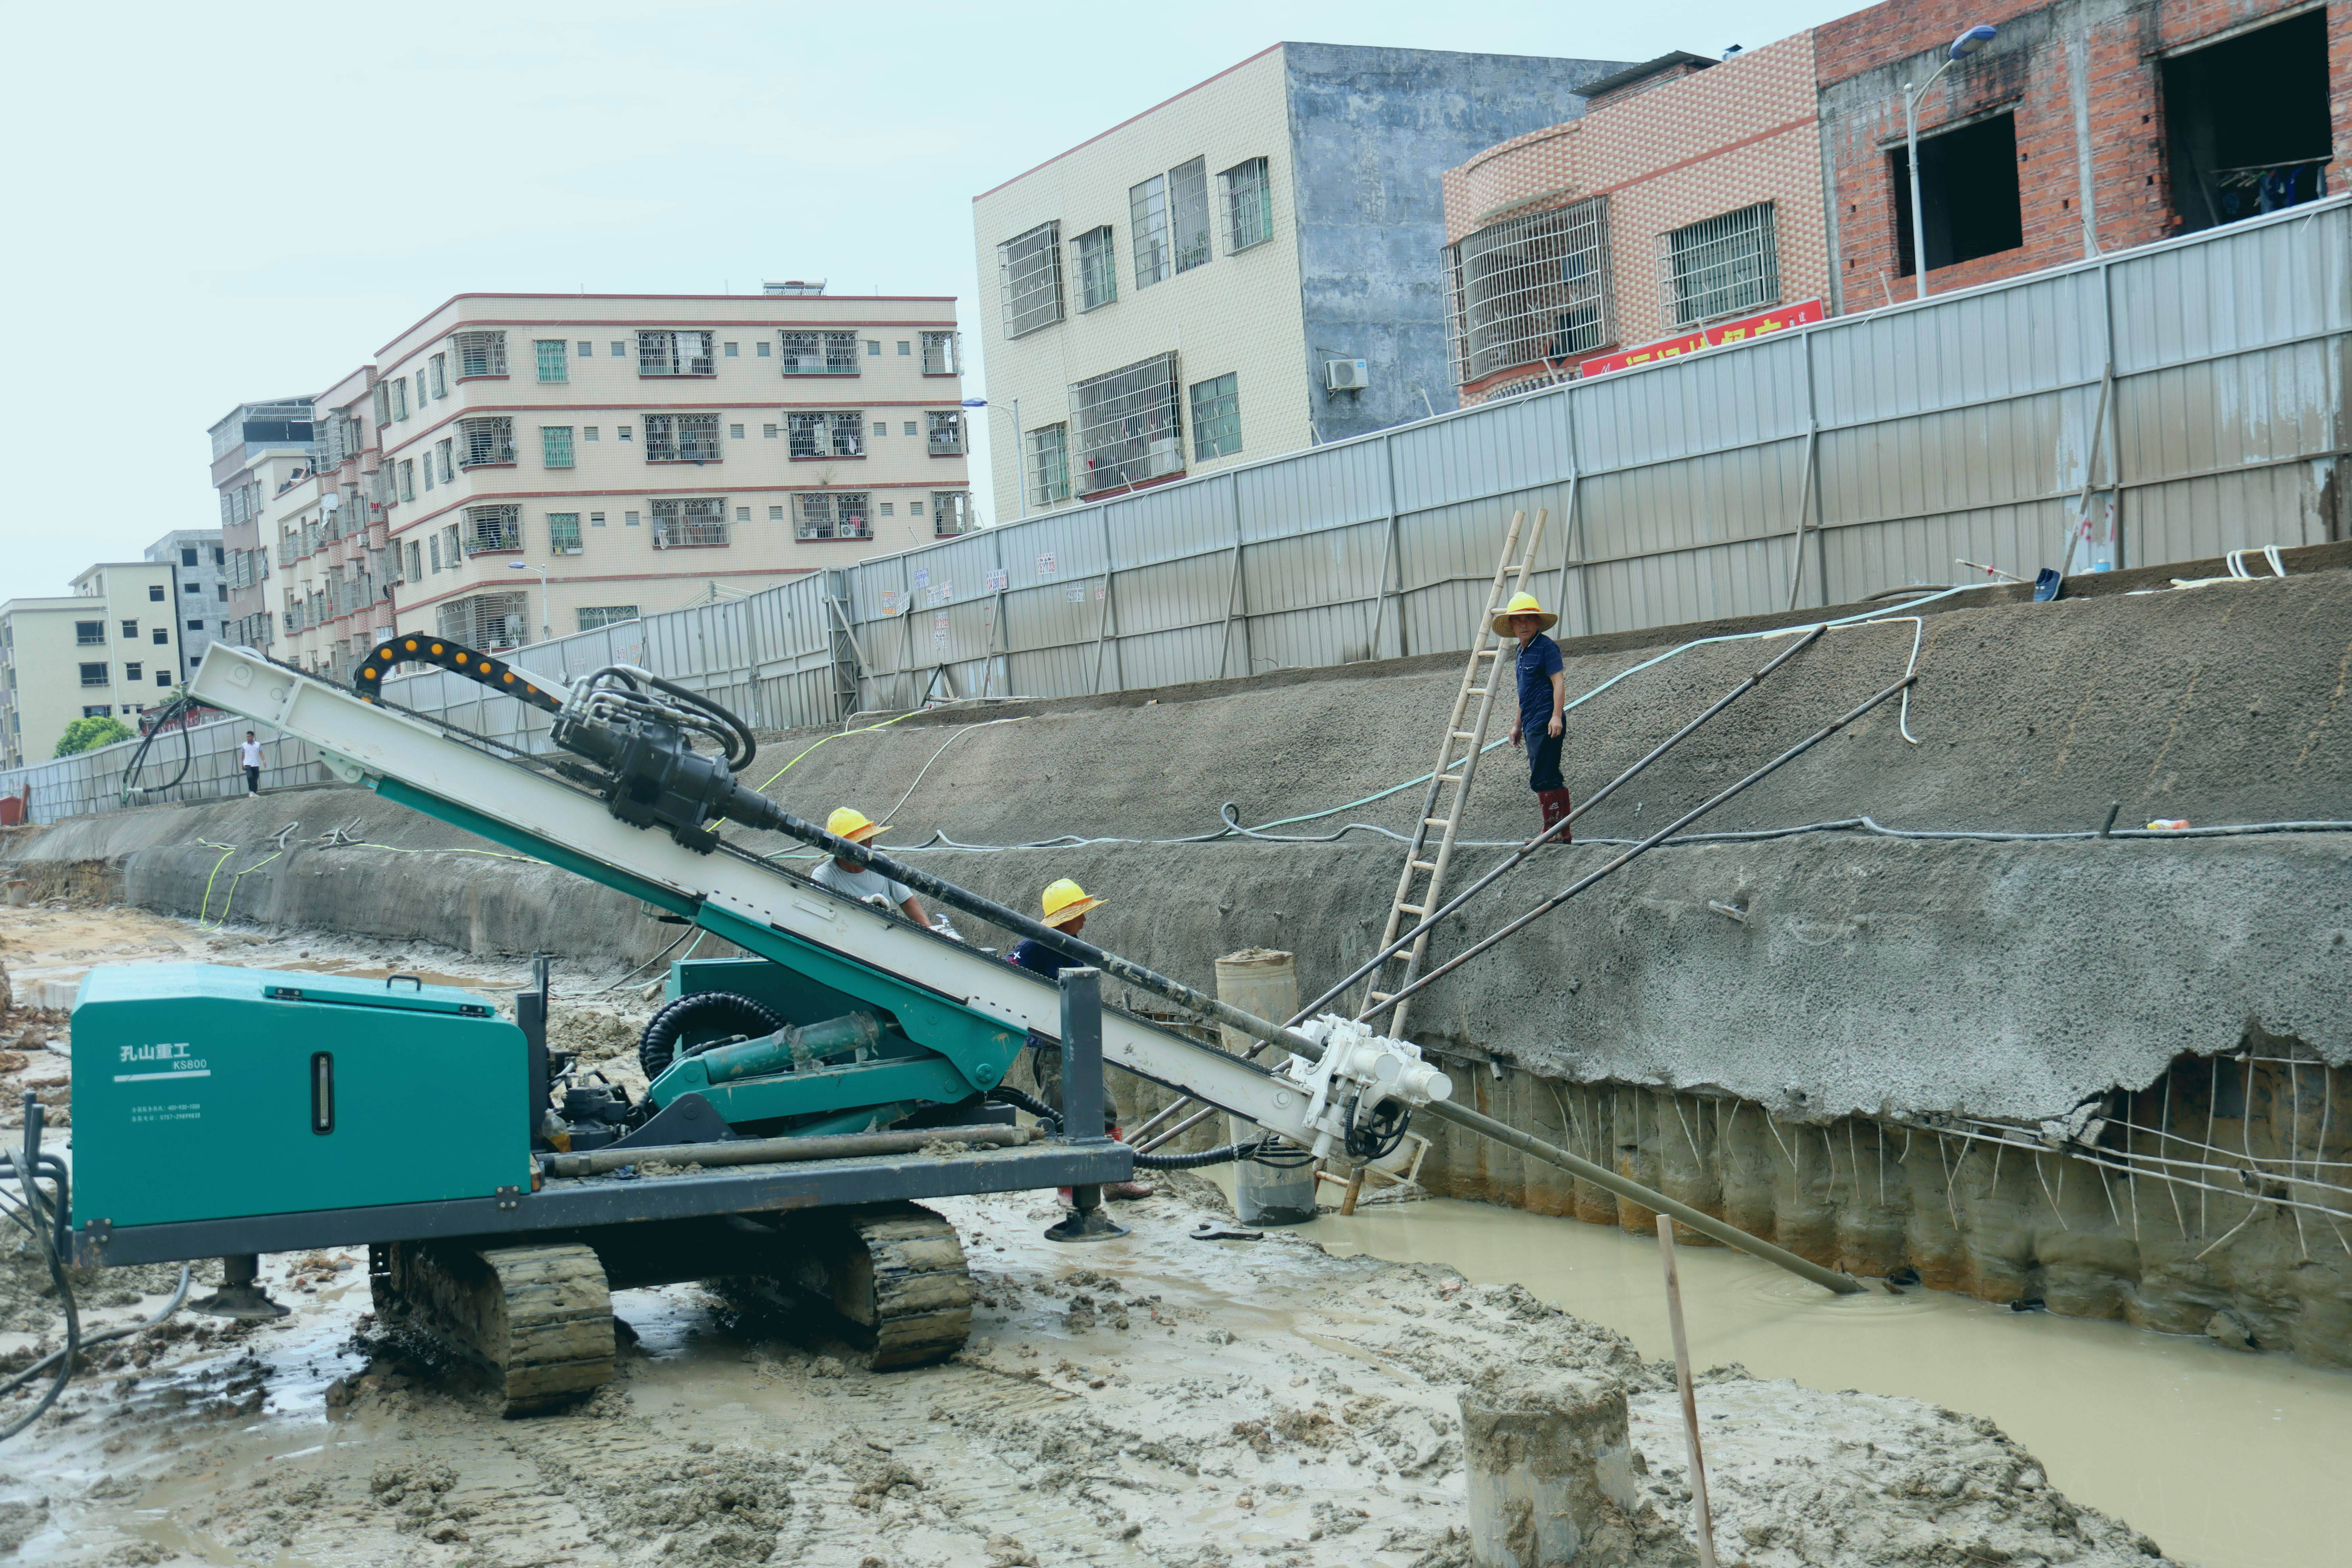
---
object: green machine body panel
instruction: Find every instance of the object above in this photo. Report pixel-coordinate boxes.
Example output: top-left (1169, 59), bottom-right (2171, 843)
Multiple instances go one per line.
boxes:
top-left (70, 964), bottom-right (529, 1231)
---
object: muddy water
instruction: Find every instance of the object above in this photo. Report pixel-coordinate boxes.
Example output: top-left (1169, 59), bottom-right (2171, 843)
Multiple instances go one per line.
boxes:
top-left (1309, 1196), bottom-right (2352, 1568)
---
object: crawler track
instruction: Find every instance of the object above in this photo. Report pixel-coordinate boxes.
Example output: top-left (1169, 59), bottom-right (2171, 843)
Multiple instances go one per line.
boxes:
top-left (372, 1240), bottom-right (615, 1414)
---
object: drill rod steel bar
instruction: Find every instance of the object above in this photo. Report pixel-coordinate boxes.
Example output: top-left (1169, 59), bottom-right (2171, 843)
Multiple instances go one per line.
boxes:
top-left (752, 797), bottom-right (1865, 1295)
top-left (1360, 673), bottom-right (1919, 1026)
top-left (1292, 624), bottom-right (1828, 1026)
top-left (540, 1122), bottom-right (1033, 1178)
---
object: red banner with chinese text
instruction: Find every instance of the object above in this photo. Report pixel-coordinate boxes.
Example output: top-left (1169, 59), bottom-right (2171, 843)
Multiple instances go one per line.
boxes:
top-left (1577, 298), bottom-right (1826, 380)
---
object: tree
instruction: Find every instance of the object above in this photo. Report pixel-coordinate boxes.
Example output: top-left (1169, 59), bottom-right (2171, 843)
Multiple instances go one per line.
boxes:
top-left (53, 715), bottom-right (134, 758)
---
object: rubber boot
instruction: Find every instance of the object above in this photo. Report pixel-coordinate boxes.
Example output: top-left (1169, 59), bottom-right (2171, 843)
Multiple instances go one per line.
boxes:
top-left (1538, 788), bottom-right (1573, 843)
top-left (1105, 1126), bottom-right (1156, 1200)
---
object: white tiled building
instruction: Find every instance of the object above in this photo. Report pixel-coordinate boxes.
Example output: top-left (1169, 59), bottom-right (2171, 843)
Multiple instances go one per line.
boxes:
top-left (0, 561), bottom-right (185, 768)
top-left (970, 43), bottom-right (1627, 522)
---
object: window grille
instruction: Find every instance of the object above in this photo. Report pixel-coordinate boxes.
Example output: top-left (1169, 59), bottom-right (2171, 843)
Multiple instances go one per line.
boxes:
top-left (1129, 176), bottom-right (1169, 288)
top-left (1075, 227), bottom-right (1117, 312)
top-left (793, 492), bottom-right (872, 540)
top-left (372, 383), bottom-right (391, 426)
top-left (787, 411), bottom-right (863, 459)
top-left (459, 417), bottom-right (516, 468)
top-left (638, 330), bottom-right (716, 376)
top-left (1221, 156), bottom-right (1273, 253)
top-left (1189, 373), bottom-right (1240, 460)
top-left (926, 409), bottom-right (964, 456)
top-left (454, 330), bottom-right (508, 378)
top-left (436, 591), bottom-right (531, 650)
top-left (462, 504), bottom-right (523, 555)
top-left (780, 330), bottom-right (860, 374)
top-left (436, 440), bottom-right (454, 484)
top-left (997, 221), bottom-right (1064, 338)
top-left (535, 340), bottom-right (568, 383)
top-left (931, 491), bottom-right (973, 537)
top-left (542, 426), bottom-right (575, 468)
top-left (430, 354), bottom-right (447, 397)
top-left (1444, 197), bottom-right (1613, 385)
top-left (921, 330), bottom-right (959, 374)
top-left (650, 496), bottom-right (729, 548)
top-left (548, 513), bottom-right (583, 554)
top-left (644, 412), bottom-right (723, 462)
top-left (578, 605), bottom-right (639, 631)
top-left (1170, 157), bottom-right (1211, 272)
top-left (1028, 424), bottom-right (1070, 508)
top-left (1071, 352), bottom-right (1182, 495)
top-left (1661, 201), bottom-right (1779, 327)
top-left (398, 460), bottom-right (415, 501)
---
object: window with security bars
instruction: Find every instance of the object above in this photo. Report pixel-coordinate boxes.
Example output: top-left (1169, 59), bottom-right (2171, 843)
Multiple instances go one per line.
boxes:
top-left (459, 417), bottom-right (515, 468)
top-left (454, 330), bottom-right (507, 378)
top-left (1221, 157), bottom-right (1272, 253)
top-left (463, 504), bottom-right (523, 555)
top-left (1444, 197), bottom-right (1613, 385)
top-left (650, 496), bottom-right (729, 548)
top-left (780, 330), bottom-right (859, 374)
top-left (794, 492), bottom-right (872, 540)
top-left (437, 591), bottom-right (530, 650)
top-left (548, 513), bottom-right (583, 554)
top-left (1071, 352), bottom-right (1182, 495)
top-left (1171, 157), bottom-right (1211, 272)
top-left (644, 412), bottom-right (723, 461)
top-left (579, 605), bottom-right (639, 631)
top-left (926, 410), bottom-right (963, 456)
top-left (1662, 202), bottom-right (1780, 327)
top-left (788, 411), bottom-right (864, 459)
top-left (931, 491), bottom-right (973, 537)
top-left (542, 426), bottom-right (575, 468)
top-left (1074, 227), bottom-right (1117, 311)
top-left (638, 330), bottom-right (716, 376)
top-left (921, 330), bottom-right (959, 374)
top-left (1028, 424), bottom-right (1070, 509)
top-left (997, 221), bottom-right (1064, 338)
top-left (1130, 176), bottom-right (1169, 288)
top-left (1189, 373), bottom-right (1240, 460)
top-left (430, 354), bottom-right (447, 397)
top-left (535, 340), bottom-right (568, 383)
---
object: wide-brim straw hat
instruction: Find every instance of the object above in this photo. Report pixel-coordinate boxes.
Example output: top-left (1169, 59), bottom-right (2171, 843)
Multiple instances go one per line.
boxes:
top-left (1041, 877), bottom-right (1105, 928)
top-left (1491, 591), bottom-right (1559, 637)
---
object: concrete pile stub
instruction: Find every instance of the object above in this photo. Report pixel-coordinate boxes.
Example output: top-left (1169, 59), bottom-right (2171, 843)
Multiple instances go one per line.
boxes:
top-left (1459, 1372), bottom-right (1695, 1567)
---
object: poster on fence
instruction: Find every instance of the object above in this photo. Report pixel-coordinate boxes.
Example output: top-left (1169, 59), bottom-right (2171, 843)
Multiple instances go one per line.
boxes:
top-left (1577, 298), bottom-right (1824, 379)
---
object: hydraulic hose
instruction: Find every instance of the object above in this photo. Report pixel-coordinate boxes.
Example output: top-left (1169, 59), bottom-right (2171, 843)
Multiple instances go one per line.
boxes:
top-left (119, 695), bottom-right (199, 805)
top-left (637, 990), bottom-right (786, 1078)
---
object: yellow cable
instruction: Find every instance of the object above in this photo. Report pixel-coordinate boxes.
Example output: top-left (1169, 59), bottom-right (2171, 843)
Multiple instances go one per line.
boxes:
top-left (756, 710), bottom-right (922, 791)
top-left (193, 842), bottom-right (239, 927)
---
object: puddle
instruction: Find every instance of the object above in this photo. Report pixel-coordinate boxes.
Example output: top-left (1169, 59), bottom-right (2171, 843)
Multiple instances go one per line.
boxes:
top-left (1308, 1196), bottom-right (2352, 1568)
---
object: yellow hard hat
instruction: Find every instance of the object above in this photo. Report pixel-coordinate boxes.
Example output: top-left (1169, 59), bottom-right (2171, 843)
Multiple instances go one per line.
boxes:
top-left (1040, 877), bottom-right (1105, 929)
top-left (826, 806), bottom-right (884, 844)
top-left (1491, 591), bottom-right (1559, 637)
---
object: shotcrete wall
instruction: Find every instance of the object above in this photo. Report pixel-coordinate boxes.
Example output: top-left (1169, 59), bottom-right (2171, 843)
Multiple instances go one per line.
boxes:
top-left (9, 566), bottom-right (2350, 1357)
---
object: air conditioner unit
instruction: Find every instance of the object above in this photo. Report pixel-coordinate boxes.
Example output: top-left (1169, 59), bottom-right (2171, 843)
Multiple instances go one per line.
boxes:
top-left (1324, 358), bottom-right (1370, 393)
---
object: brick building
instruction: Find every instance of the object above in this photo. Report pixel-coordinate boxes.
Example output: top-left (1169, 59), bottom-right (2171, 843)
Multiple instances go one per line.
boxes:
top-left (1819, 0), bottom-right (2346, 303)
top-left (1444, 0), bottom-right (2346, 402)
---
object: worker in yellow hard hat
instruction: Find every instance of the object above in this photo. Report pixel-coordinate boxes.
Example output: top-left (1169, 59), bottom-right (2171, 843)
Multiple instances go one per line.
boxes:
top-left (1495, 592), bottom-right (1572, 841)
top-left (1006, 879), bottom-right (1153, 1201)
top-left (810, 806), bottom-right (930, 924)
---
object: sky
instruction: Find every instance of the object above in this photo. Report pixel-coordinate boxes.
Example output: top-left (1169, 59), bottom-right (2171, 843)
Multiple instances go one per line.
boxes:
top-left (0, 0), bottom-right (1847, 597)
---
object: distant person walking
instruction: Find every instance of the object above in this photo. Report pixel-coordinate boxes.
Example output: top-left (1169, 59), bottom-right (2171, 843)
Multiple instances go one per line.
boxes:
top-left (1497, 593), bottom-right (1571, 841)
top-left (239, 732), bottom-right (264, 796)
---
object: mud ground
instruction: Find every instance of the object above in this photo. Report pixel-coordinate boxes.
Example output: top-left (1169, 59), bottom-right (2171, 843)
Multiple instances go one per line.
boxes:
top-left (0, 905), bottom-right (2181, 1567)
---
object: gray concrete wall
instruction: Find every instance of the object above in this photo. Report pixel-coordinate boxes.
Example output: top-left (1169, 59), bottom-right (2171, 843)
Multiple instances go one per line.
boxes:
top-left (1282, 44), bottom-right (1628, 441)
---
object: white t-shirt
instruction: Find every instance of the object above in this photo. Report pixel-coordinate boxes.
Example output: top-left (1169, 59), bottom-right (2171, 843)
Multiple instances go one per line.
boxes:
top-left (811, 858), bottom-right (912, 909)
top-left (239, 740), bottom-right (263, 767)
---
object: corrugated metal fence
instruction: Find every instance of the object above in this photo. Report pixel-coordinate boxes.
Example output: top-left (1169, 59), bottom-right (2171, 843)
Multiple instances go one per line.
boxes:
top-left (8, 198), bottom-right (2343, 824)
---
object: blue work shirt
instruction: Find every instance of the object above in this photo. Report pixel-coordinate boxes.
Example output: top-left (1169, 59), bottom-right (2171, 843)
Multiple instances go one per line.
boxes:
top-left (1515, 632), bottom-right (1565, 735)
top-left (1008, 937), bottom-right (1072, 981)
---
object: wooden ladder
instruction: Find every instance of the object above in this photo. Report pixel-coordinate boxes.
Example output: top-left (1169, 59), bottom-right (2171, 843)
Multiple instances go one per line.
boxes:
top-left (1359, 508), bottom-right (1549, 1034)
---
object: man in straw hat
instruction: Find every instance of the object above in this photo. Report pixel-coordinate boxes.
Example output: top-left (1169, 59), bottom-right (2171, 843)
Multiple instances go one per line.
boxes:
top-left (1008, 878), bottom-right (1154, 1201)
top-left (811, 806), bottom-right (932, 925)
top-left (1497, 593), bottom-right (1573, 840)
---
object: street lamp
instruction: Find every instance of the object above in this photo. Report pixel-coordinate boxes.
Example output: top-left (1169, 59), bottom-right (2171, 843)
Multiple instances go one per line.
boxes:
top-left (1904, 24), bottom-right (1997, 300)
top-left (507, 560), bottom-right (549, 644)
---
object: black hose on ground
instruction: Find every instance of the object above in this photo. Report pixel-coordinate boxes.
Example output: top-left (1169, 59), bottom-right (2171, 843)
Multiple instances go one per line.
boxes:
top-left (637, 991), bottom-right (786, 1078)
